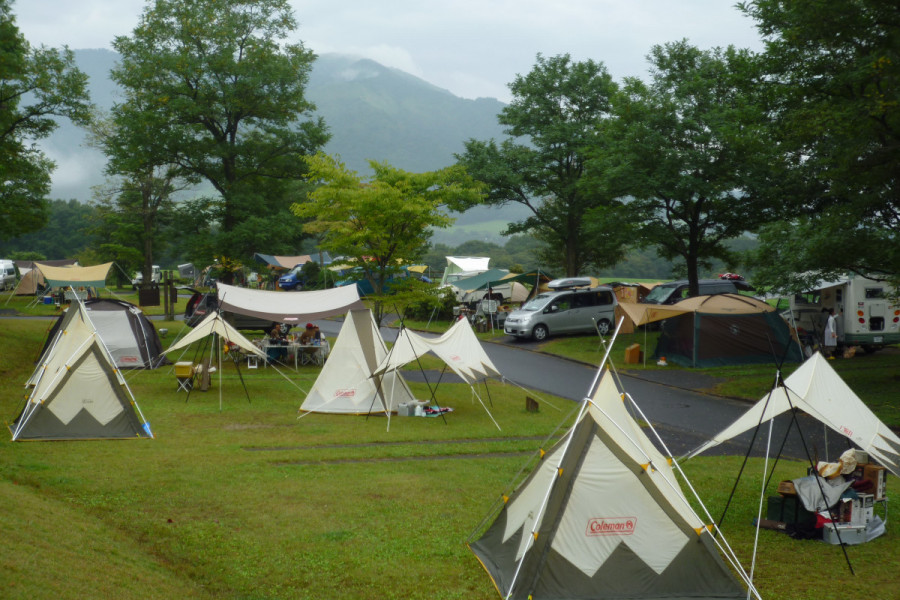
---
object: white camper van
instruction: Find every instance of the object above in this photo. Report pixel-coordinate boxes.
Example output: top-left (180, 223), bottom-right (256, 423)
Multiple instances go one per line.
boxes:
top-left (786, 275), bottom-right (899, 353)
top-left (0, 259), bottom-right (17, 291)
top-left (131, 265), bottom-right (161, 289)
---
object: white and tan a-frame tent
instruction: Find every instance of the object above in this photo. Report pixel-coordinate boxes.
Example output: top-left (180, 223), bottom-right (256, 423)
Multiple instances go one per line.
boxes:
top-left (468, 370), bottom-right (757, 599)
top-left (685, 352), bottom-right (900, 477)
top-left (10, 298), bottom-right (152, 441)
top-left (300, 309), bottom-right (416, 414)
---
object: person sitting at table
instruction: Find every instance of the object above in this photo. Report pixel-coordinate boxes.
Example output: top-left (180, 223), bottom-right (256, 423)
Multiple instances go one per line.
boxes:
top-left (266, 326), bottom-right (287, 362)
top-left (299, 323), bottom-right (322, 345)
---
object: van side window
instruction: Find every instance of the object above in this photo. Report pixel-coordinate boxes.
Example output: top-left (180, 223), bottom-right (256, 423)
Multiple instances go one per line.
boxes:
top-left (551, 294), bottom-right (572, 312)
top-left (596, 291), bottom-right (613, 305)
top-left (573, 292), bottom-right (595, 308)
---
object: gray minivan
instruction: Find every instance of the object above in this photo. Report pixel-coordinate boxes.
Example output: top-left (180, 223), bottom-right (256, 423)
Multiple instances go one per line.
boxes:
top-left (504, 286), bottom-right (617, 341)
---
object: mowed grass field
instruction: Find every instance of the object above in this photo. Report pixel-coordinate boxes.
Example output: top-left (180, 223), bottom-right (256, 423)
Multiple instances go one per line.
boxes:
top-left (1, 313), bottom-right (899, 599)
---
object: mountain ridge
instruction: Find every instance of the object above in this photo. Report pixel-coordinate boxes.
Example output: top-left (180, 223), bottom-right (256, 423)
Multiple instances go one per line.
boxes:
top-left (44, 49), bottom-right (510, 192)
top-left (38, 49), bottom-right (524, 241)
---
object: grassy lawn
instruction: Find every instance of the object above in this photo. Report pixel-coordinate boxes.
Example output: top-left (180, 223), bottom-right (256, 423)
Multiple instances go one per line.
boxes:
top-left (1, 304), bottom-right (898, 598)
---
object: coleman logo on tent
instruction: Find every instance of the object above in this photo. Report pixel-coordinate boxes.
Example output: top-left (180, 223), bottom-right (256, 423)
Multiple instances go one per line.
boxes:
top-left (585, 517), bottom-right (636, 536)
top-left (333, 389), bottom-right (356, 398)
top-left (449, 354), bottom-right (462, 362)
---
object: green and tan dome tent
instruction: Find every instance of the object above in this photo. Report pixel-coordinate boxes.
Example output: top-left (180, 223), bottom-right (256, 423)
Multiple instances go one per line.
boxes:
top-left (10, 295), bottom-right (152, 441)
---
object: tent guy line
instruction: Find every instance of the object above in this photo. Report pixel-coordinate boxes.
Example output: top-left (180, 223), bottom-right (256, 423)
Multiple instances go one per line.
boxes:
top-left (243, 435), bottom-right (546, 452)
top-left (272, 451), bottom-right (535, 467)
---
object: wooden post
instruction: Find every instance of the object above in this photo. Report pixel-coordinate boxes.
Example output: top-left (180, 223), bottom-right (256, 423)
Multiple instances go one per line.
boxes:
top-left (526, 396), bottom-right (539, 413)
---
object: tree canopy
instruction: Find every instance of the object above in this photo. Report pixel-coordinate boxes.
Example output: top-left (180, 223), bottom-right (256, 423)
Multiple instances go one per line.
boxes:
top-left (110, 0), bottom-right (329, 260)
top-left (592, 41), bottom-right (775, 296)
top-left (293, 153), bottom-right (483, 323)
top-left (456, 54), bottom-right (629, 277)
top-left (739, 0), bottom-right (900, 289)
top-left (0, 0), bottom-right (93, 240)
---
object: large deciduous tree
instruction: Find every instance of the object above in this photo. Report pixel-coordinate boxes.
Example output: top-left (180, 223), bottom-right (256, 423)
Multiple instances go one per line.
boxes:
top-left (739, 0), bottom-right (900, 289)
top-left (595, 41), bottom-right (776, 296)
top-left (293, 153), bottom-right (483, 325)
top-left (110, 0), bottom-right (329, 261)
top-left (88, 107), bottom-right (186, 288)
top-left (456, 54), bottom-right (629, 277)
top-left (0, 0), bottom-right (92, 240)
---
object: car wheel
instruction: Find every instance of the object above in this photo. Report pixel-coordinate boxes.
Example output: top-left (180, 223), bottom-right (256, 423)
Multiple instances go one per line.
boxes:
top-left (595, 319), bottom-right (612, 336)
top-left (532, 324), bottom-right (549, 341)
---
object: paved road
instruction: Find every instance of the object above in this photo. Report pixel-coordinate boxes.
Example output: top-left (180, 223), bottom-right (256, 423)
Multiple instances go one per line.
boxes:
top-left (314, 317), bottom-right (837, 463)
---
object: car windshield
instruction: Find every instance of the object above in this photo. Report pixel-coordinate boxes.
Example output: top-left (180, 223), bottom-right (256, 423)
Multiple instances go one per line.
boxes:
top-left (520, 294), bottom-right (552, 311)
top-left (644, 285), bottom-right (677, 304)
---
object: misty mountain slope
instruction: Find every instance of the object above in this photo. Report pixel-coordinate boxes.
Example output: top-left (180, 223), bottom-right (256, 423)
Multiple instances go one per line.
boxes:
top-left (309, 55), bottom-right (507, 174)
top-left (46, 51), bottom-right (509, 193)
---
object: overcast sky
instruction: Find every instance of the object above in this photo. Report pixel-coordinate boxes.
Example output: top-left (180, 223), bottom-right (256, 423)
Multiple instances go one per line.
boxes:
top-left (14, 0), bottom-right (764, 103)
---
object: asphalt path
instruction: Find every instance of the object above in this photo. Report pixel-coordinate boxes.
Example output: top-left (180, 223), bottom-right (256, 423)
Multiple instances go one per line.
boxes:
top-left (314, 316), bottom-right (838, 464)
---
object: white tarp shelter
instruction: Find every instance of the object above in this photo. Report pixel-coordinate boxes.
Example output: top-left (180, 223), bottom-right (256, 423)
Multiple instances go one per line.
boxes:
top-left (11, 298), bottom-right (152, 441)
top-left (439, 256), bottom-right (490, 287)
top-left (373, 317), bottom-right (501, 385)
top-left (469, 370), bottom-right (756, 599)
top-left (163, 311), bottom-right (272, 410)
top-left (685, 352), bottom-right (900, 477)
top-left (164, 311), bottom-right (265, 359)
top-left (300, 309), bottom-right (416, 414)
top-left (216, 282), bottom-right (364, 325)
top-left (372, 317), bottom-right (503, 429)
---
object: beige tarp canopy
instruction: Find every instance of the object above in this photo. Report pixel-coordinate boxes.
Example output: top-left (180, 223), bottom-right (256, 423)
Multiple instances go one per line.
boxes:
top-left (252, 253), bottom-right (313, 269)
top-left (36, 262), bottom-right (113, 288)
top-left (618, 293), bottom-right (773, 326)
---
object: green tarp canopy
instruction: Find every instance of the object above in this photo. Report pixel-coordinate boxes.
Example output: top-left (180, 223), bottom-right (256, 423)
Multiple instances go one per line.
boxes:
top-left (453, 269), bottom-right (555, 293)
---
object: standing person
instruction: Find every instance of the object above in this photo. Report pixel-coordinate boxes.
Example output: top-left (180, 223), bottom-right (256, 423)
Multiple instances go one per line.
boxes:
top-left (823, 307), bottom-right (838, 358)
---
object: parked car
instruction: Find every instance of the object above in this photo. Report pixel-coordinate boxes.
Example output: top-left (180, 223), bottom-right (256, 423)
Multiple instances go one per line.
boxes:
top-left (0, 259), bottom-right (16, 291)
top-left (641, 278), bottom-right (754, 305)
top-left (277, 264), bottom-right (306, 290)
top-left (183, 288), bottom-right (289, 333)
top-left (504, 286), bottom-right (617, 341)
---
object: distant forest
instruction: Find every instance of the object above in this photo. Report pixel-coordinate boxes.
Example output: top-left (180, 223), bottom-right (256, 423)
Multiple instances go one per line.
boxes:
top-left (1, 200), bottom-right (754, 282)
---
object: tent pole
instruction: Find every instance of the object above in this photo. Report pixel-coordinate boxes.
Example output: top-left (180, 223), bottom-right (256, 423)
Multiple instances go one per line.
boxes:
top-left (218, 332), bottom-right (223, 411)
top-left (504, 319), bottom-right (623, 598)
top-left (716, 377), bottom-right (782, 530)
top-left (394, 304), bottom-right (447, 424)
top-left (482, 379), bottom-right (494, 407)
